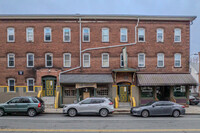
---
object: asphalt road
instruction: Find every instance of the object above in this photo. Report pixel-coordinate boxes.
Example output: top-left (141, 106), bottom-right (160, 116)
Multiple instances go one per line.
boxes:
top-left (1, 114), bottom-right (200, 133)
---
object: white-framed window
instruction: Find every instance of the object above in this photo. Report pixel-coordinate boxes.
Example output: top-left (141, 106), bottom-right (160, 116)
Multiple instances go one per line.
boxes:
top-left (120, 53), bottom-right (128, 68)
top-left (44, 27), bottom-right (52, 42)
top-left (45, 53), bottom-right (53, 67)
top-left (7, 28), bottom-right (15, 42)
top-left (174, 53), bottom-right (181, 67)
top-left (83, 53), bottom-right (90, 67)
top-left (174, 28), bottom-right (181, 42)
top-left (102, 53), bottom-right (109, 67)
top-left (27, 78), bottom-right (34, 92)
top-left (138, 53), bottom-right (145, 67)
top-left (26, 27), bottom-right (34, 42)
top-left (63, 53), bottom-right (71, 67)
top-left (102, 28), bottom-right (109, 42)
top-left (63, 28), bottom-right (71, 42)
top-left (120, 28), bottom-right (128, 42)
top-left (27, 53), bottom-right (34, 67)
top-left (8, 78), bottom-right (15, 92)
top-left (83, 28), bottom-right (90, 42)
top-left (138, 28), bottom-right (145, 42)
top-left (157, 53), bottom-right (164, 67)
top-left (157, 28), bottom-right (164, 42)
top-left (7, 53), bottom-right (15, 67)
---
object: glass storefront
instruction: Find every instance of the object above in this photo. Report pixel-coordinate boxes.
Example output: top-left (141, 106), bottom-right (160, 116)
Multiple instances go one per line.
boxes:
top-left (141, 87), bottom-right (153, 98)
top-left (174, 86), bottom-right (186, 97)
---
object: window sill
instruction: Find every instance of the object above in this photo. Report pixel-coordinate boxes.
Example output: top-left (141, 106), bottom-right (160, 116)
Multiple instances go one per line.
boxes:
top-left (26, 41), bottom-right (34, 43)
top-left (157, 67), bottom-right (165, 68)
top-left (138, 41), bottom-right (146, 43)
top-left (138, 66), bottom-right (146, 68)
top-left (102, 41), bottom-right (110, 43)
top-left (63, 41), bottom-right (71, 43)
top-left (120, 41), bottom-right (128, 43)
top-left (63, 66), bottom-right (71, 68)
top-left (174, 66), bottom-right (182, 68)
top-left (83, 66), bottom-right (91, 68)
top-left (82, 41), bottom-right (90, 43)
top-left (44, 41), bottom-right (52, 43)
top-left (7, 41), bottom-right (15, 43)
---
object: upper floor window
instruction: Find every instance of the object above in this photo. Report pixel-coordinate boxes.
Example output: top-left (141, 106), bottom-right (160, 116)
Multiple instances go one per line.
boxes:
top-left (45, 53), bottom-right (53, 67)
top-left (138, 53), bottom-right (145, 67)
top-left (83, 53), bottom-right (90, 67)
top-left (83, 28), bottom-right (90, 42)
top-left (157, 28), bottom-right (164, 42)
top-left (26, 27), bottom-right (34, 42)
top-left (63, 53), bottom-right (71, 67)
top-left (174, 53), bottom-right (181, 67)
top-left (27, 53), bottom-right (34, 67)
top-left (63, 28), bottom-right (71, 42)
top-left (7, 28), bottom-right (15, 42)
top-left (120, 28), bottom-right (128, 42)
top-left (27, 78), bottom-right (34, 92)
top-left (7, 53), bottom-right (15, 67)
top-left (138, 28), bottom-right (145, 42)
top-left (102, 53), bottom-right (109, 67)
top-left (44, 27), bottom-right (52, 42)
top-left (157, 53), bottom-right (164, 67)
top-left (102, 28), bottom-right (109, 42)
top-left (174, 28), bottom-right (181, 42)
top-left (8, 78), bottom-right (15, 92)
top-left (120, 53), bottom-right (128, 68)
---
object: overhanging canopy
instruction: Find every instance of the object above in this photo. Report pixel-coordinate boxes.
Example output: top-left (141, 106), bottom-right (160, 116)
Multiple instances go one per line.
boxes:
top-left (137, 74), bottom-right (198, 86)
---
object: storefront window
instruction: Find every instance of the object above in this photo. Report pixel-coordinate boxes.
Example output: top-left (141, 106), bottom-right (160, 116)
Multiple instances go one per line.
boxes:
top-left (97, 88), bottom-right (108, 96)
top-left (64, 89), bottom-right (76, 96)
top-left (141, 87), bottom-right (153, 98)
top-left (174, 86), bottom-right (186, 97)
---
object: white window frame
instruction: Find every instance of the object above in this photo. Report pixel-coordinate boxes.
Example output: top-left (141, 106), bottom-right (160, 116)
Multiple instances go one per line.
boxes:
top-left (102, 28), bottom-right (109, 42)
top-left (7, 53), bottom-right (15, 68)
top-left (157, 28), bottom-right (164, 42)
top-left (7, 27), bottom-right (15, 42)
top-left (63, 53), bottom-right (71, 67)
top-left (102, 53), bottom-right (109, 67)
top-left (83, 53), bottom-right (90, 67)
top-left (27, 78), bottom-right (34, 92)
top-left (26, 27), bottom-right (34, 42)
top-left (63, 28), bottom-right (71, 42)
top-left (27, 53), bottom-right (34, 67)
top-left (45, 53), bottom-right (53, 67)
top-left (138, 28), bottom-right (145, 42)
top-left (174, 53), bottom-right (181, 67)
top-left (82, 28), bottom-right (90, 42)
top-left (138, 53), bottom-right (145, 67)
top-left (174, 28), bottom-right (181, 42)
top-left (44, 27), bottom-right (52, 42)
top-left (8, 78), bottom-right (15, 92)
top-left (120, 28), bottom-right (128, 42)
top-left (157, 53), bottom-right (164, 67)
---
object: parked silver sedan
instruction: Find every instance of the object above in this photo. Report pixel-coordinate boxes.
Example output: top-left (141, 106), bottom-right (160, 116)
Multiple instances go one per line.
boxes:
top-left (130, 101), bottom-right (185, 117)
top-left (63, 97), bottom-right (114, 117)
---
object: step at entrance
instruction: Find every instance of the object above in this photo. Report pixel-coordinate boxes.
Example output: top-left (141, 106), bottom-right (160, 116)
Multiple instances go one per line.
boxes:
top-left (118, 102), bottom-right (131, 109)
top-left (42, 97), bottom-right (55, 108)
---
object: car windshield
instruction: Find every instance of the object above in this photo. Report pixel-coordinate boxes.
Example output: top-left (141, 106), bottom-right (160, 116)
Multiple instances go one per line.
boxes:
top-left (145, 101), bottom-right (156, 106)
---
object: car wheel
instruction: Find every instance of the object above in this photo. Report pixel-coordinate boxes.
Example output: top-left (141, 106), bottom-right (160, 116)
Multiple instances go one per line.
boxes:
top-left (141, 110), bottom-right (149, 117)
top-left (28, 109), bottom-right (36, 117)
top-left (100, 109), bottom-right (108, 117)
top-left (0, 109), bottom-right (4, 117)
top-left (172, 110), bottom-right (180, 117)
top-left (68, 108), bottom-right (77, 117)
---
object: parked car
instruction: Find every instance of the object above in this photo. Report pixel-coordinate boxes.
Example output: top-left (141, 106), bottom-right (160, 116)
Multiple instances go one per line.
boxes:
top-left (189, 96), bottom-right (200, 105)
top-left (0, 96), bottom-right (45, 117)
top-left (63, 97), bottom-right (114, 117)
top-left (130, 101), bottom-right (185, 117)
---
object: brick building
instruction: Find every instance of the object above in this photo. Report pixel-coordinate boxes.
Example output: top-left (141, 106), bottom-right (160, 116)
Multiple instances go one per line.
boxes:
top-left (0, 15), bottom-right (197, 107)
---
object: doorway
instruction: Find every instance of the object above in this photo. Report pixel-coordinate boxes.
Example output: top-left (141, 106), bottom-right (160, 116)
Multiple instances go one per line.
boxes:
top-left (79, 87), bottom-right (94, 101)
top-left (117, 83), bottom-right (131, 102)
top-left (42, 76), bottom-right (57, 97)
top-left (156, 87), bottom-right (170, 101)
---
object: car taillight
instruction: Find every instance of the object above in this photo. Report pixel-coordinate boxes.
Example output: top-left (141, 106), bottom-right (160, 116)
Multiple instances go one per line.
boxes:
top-left (38, 103), bottom-right (41, 107)
top-left (109, 102), bottom-right (113, 105)
top-left (182, 106), bottom-right (185, 108)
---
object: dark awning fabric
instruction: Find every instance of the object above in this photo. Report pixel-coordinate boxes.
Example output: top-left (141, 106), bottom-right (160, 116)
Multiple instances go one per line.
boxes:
top-left (60, 74), bottom-right (113, 84)
top-left (137, 74), bottom-right (198, 86)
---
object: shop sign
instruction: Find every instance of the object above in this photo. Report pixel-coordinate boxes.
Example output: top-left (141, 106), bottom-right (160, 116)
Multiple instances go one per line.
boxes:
top-left (76, 83), bottom-right (97, 88)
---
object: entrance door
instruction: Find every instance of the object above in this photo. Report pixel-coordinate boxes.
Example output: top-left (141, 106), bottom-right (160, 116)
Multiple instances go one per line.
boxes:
top-left (119, 86), bottom-right (128, 102)
top-left (45, 80), bottom-right (54, 96)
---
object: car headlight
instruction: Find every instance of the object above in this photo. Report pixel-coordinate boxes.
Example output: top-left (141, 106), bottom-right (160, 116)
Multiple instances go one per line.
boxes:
top-left (133, 108), bottom-right (140, 111)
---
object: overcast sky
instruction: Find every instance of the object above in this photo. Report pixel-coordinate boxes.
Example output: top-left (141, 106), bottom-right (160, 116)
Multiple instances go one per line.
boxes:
top-left (0, 0), bottom-right (199, 55)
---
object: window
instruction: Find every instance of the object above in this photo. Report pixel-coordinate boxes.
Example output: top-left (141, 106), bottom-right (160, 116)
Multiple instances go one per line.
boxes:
top-left (83, 53), bottom-right (90, 67)
top-left (63, 28), bottom-right (71, 42)
top-left (138, 28), bottom-right (145, 42)
top-left (81, 99), bottom-right (91, 104)
top-left (174, 28), bottom-right (181, 42)
top-left (7, 53), bottom-right (15, 67)
top-left (19, 98), bottom-right (31, 103)
top-left (138, 53), bottom-right (145, 67)
top-left (141, 87), bottom-right (153, 98)
top-left (8, 78), bottom-right (15, 92)
top-left (157, 53), bottom-right (164, 67)
top-left (27, 78), bottom-right (34, 92)
top-left (157, 28), bottom-right (164, 42)
top-left (9, 98), bottom-right (20, 103)
top-left (64, 89), bottom-right (76, 96)
top-left (45, 53), bottom-right (53, 67)
top-left (27, 53), bottom-right (34, 67)
top-left (120, 28), bottom-right (127, 42)
top-left (174, 86), bottom-right (186, 97)
top-left (120, 53), bottom-right (124, 67)
top-left (63, 53), bottom-right (71, 67)
top-left (26, 27), bottom-right (34, 42)
top-left (83, 28), bottom-right (90, 42)
top-left (32, 98), bottom-right (39, 103)
top-left (44, 27), bottom-right (52, 42)
top-left (7, 28), bottom-right (15, 42)
top-left (174, 53), bottom-right (181, 67)
top-left (102, 53), bottom-right (109, 67)
top-left (102, 28), bottom-right (109, 42)
top-left (97, 88), bottom-right (108, 96)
